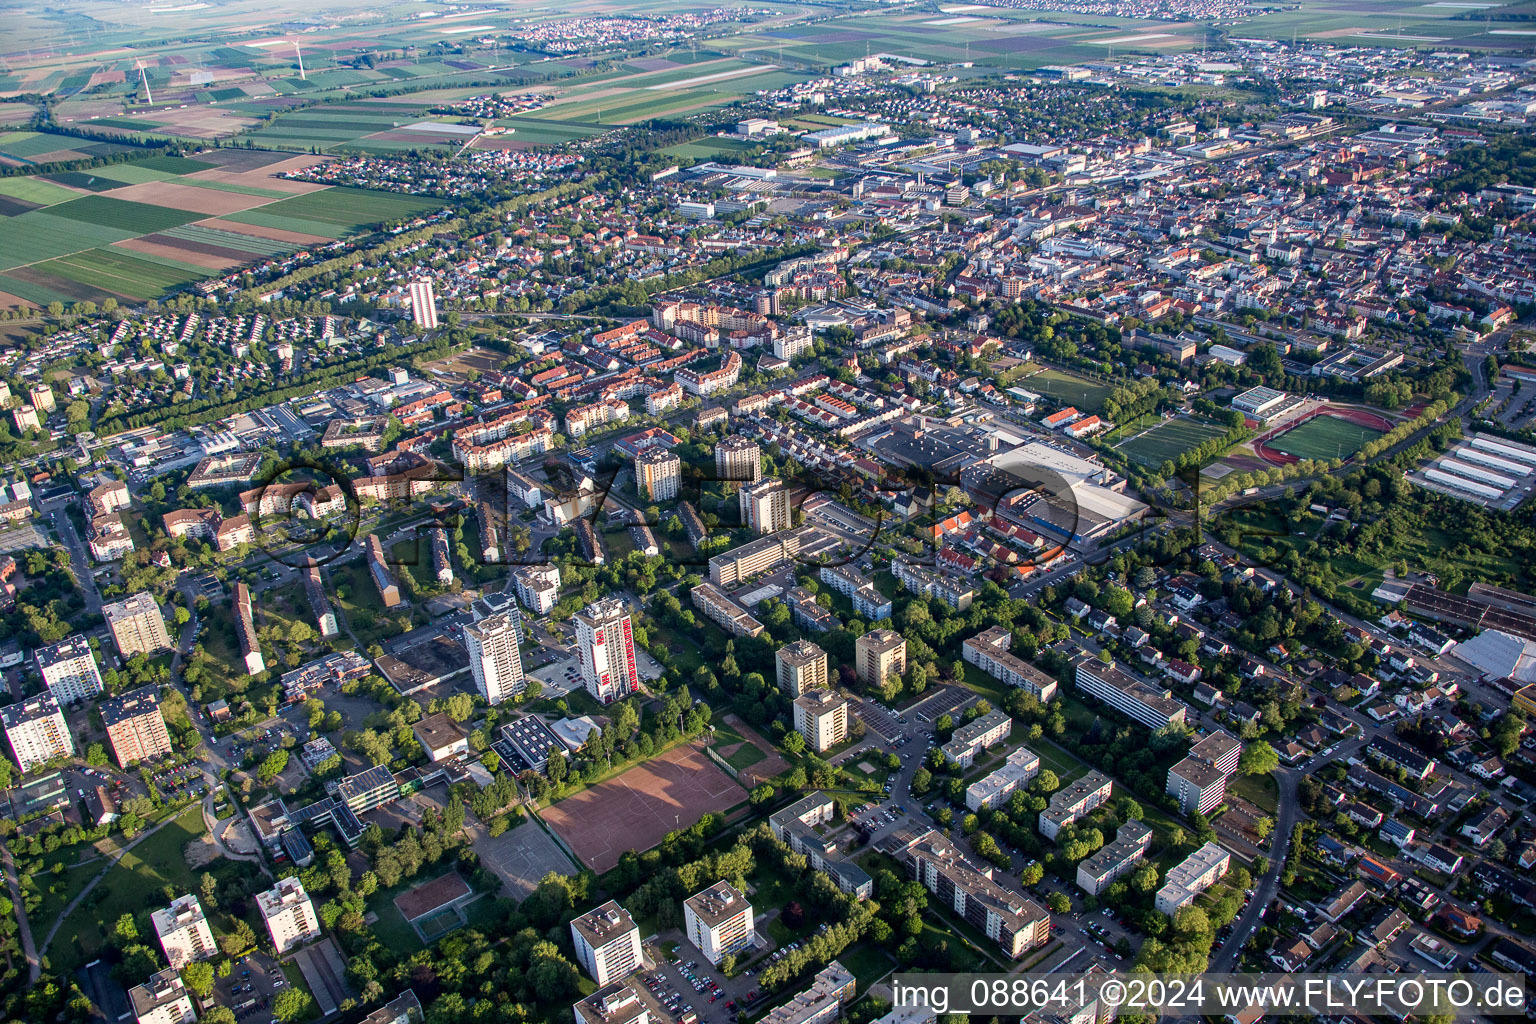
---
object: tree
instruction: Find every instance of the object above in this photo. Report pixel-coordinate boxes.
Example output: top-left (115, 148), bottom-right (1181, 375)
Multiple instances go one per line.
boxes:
top-left (1021, 862), bottom-right (1044, 886)
top-left (1238, 741), bottom-right (1279, 776)
top-left (113, 913), bottom-right (139, 945)
top-left (719, 953), bottom-right (737, 977)
top-left (202, 1008), bottom-right (237, 1024)
top-left (257, 748), bottom-right (289, 782)
top-left (1046, 892), bottom-right (1070, 914)
top-left (911, 767), bottom-right (932, 795)
top-left (1034, 769), bottom-right (1060, 793)
top-left (272, 988), bottom-right (315, 1023)
top-left (85, 743), bottom-right (110, 766)
top-left (182, 962), bottom-right (215, 999)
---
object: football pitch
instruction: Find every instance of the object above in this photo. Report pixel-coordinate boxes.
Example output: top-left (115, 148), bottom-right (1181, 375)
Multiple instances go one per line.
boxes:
top-left (1267, 415), bottom-right (1384, 461)
top-left (1116, 417), bottom-right (1229, 468)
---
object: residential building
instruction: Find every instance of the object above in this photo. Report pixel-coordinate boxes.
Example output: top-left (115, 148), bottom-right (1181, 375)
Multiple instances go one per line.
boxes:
top-left (709, 529), bottom-right (810, 586)
top-left (361, 991), bottom-right (424, 1024)
top-left (304, 566), bottom-right (339, 638)
top-left (464, 612), bottom-right (526, 705)
top-left (740, 478), bottom-right (791, 534)
top-left (768, 793), bottom-right (873, 899)
top-left (35, 635), bottom-right (104, 704)
top-left (966, 746), bottom-right (1041, 811)
top-left (366, 534), bottom-right (401, 608)
top-left (1156, 842), bottom-right (1230, 915)
top-left (101, 592), bottom-right (172, 659)
top-left (571, 900), bottom-right (644, 987)
top-left (892, 558), bottom-right (975, 610)
top-left (793, 689), bottom-right (849, 752)
top-left (574, 599), bottom-right (641, 703)
top-left (856, 628), bottom-right (906, 690)
top-left (1165, 730), bottom-right (1243, 816)
top-left (898, 829), bottom-right (1051, 958)
top-left (233, 581), bottom-right (264, 675)
top-left (776, 639), bottom-right (828, 699)
top-left (256, 876), bottom-right (322, 953)
top-left (1040, 771), bottom-right (1113, 840)
top-left (100, 686), bottom-right (172, 768)
top-left (0, 694), bottom-right (74, 772)
top-left (634, 447), bottom-right (681, 503)
top-left (1073, 656), bottom-right (1188, 730)
top-left (818, 564), bottom-right (892, 620)
top-left (962, 626), bottom-right (1060, 701)
top-left (715, 435), bottom-right (761, 484)
top-left (128, 969), bottom-right (195, 1024)
top-left (1077, 820), bottom-right (1154, 895)
top-left (150, 894), bottom-right (217, 969)
top-left (942, 709), bottom-right (1011, 768)
top-left (683, 881), bottom-right (755, 965)
top-left (573, 982), bottom-right (651, 1024)
top-left (514, 564), bottom-right (562, 614)
top-left (758, 961), bottom-right (854, 1024)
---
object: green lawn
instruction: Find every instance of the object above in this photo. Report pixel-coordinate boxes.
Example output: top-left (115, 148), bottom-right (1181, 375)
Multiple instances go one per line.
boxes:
top-left (1229, 772), bottom-right (1278, 815)
top-left (1025, 367), bottom-right (1116, 413)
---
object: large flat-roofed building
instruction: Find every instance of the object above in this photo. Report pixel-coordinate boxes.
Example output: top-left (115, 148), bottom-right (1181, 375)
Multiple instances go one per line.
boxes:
top-left (100, 685), bottom-right (172, 768)
top-left (514, 564), bottom-right (561, 614)
top-left (463, 612), bottom-right (526, 705)
top-left (892, 558), bottom-right (974, 611)
top-left (777, 639), bottom-right (828, 699)
top-left (35, 634), bottom-right (104, 704)
top-left (571, 900), bottom-right (644, 987)
top-left (128, 968), bottom-right (195, 1024)
top-left (684, 881), bottom-right (755, 965)
top-left (573, 982), bottom-right (651, 1024)
top-left (574, 599), bottom-right (641, 703)
top-left (1073, 656), bottom-right (1188, 731)
top-left (793, 689), bottom-right (849, 753)
top-left (502, 716), bottom-right (564, 772)
top-left (634, 447), bottom-right (682, 503)
top-left (1166, 730), bottom-right (1242, 816)
top-left (1231, 385), bottom-right (1289, 419)
top-left (102, 592), bottom-right (172, 659)
top-left (898, 829), bottom-right (1050, 959)
top-left (966, 746), bottom-right (1041, 811)
top-left (1157, 842), bottom-right (1230, 915)
top-left (740, 478), bottom-right (791, 535)
top-left (690, 582), bottom-right (765, 638)
top-left (362, 991), bottom-right (423, 1024)
top-left (412, 713), bottom-right (469, 762)
top-left (818, 564), bottom-right (892, 620)
top-left (709, 529), bottom-right (808, 587)
top-left (1039, 770), bottom-right (1113, 840)
top-left (715, 436), bottom-right (762, 484)
top-left (150, 894), bottom-right (216, 969)
top-left (963, 626), bottom-right (1060, 702)
top-left (856, 628), bottom-right (906, 690)
top-left (257, 876), bottom-right (322, 953)
top-left (759, 960), bottom-right (854, 1024)
top-left (336, 764), bottom-right (400, 814)
top-left (768, 792), bottom-right (873, 899)
top-left (962, 442), bottom-right (1148, 548)
top-left (1, 694), bottom-right (74, 772)
top-left (942, 709), bottom-right (1012, 769)
top-left (1076, 820), bottom-right (1154, 895)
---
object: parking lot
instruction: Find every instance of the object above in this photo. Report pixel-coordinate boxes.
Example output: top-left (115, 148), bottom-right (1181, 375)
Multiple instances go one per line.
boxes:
top-left (907, 685), bottom-right (976, 724)
top-left (212, 953), bottom-right (286, 1022)
top-left (850, 697), bottom-right (901, 742)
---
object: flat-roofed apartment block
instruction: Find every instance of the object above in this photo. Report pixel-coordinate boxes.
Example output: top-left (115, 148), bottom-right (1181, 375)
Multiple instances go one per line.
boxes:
top-left (856, 628), bottom-right (906, 690)
top-left (966, 746), bottom-right (1040, 811)
top-left (777, 639), bottom-right (828, 698)
top-left (793, 689), bottom-right (849, 753)
top-left (709, 528), bottom-right (809, 587)
top-left (1166, 729), bottom-right (1243, 815)
top-left (1073, 655), bottom-right (1188, 731)
top-left (100, 685), bottom-right (172, 768)
top-left (768, 792), bottom-right (873, 899)
top-left (101, 591), bottom-right (171, 659)
top-left (150, 894), bottom-right (216, 969)
top-left (1076, 819), bottom-right (1153, 895)
top-left (128, 968), bottom-right (195, 1024)
top-left (759, 960), bottom-right (854, 1024)
top-left (942, 709), bottom-right (1012, 769)
top-left (715, 435), bottom-right (762, 484)
top-left (571, 900), bottom-right (644, 987)
top-left (898, 829), bottom-right (1051, 958)
top-left (464, 611), bottom-right (526, 705)
top-left (514, 564), bottom-right (562, 614)
top-left (257, 876), bottom-right (322, 953)
top-left (361, 991), bottom-right (423, 1024)
top-left (1039, 770), bottom-right (1113, 840)
top-left (892, 558), bottom-right (975, 611)
top-left (574, 981), bottom-right (651, 1024)
top-left (35, 634), bottom-right (104, 704)
top-left (684, 881), bottom-right (755, 965)
top-left (574, 598), bottom-right (641, 703)
top-left (0, 694), bottom-right (74, 772)
top-left (691, 581), bottom-right (765, 638)
top-left (740, 478), bottom-right (791, 535)
top-left (635, 447), bottom-right (682, 503)
top-left (963, 626), bottom-right (1060, 702)
top-left (818, 564), bottom-right (892, 620)
top-left (1156, 842), bottom-right (1230, 916)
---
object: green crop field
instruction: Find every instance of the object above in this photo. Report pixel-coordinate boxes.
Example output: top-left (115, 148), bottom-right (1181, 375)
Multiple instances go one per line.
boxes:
top-left (1267, 415), bottom-right (1384, 461)
top-left (40, 247), bottom-right (210, 300)
top-left (1025, 367), bottom-right (1116, 412)
top-left (222, 186), bottom-right (439, 234)
top-left (0, 176), bottom-right (80, 206)
top-left (1117, 417), bottom-right (1229, 468)
top-left (46, 194), bottom-right (203, 234)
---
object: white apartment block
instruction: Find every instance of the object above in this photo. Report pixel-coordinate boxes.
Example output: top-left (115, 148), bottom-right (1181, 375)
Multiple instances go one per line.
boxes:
top-left (1039, 770), bottom-right (1113, 840)
top-left (962, 626), bottom-right (1059, 702)
top-left (1076, 820), bottom-right (1154, 896)
top-left (570, 900), bottom-right (644, 987)
top-left (740, 478), bottom-right (791, 534)
top-left (684, 881), bottom-right (755, 965)
top-left (151, 894), bottom-right (217, 969)
top-left (464, 612), bottom-right (526, 705)
top-left (129, 969), bottom-right (195, 1024)
top-left (574, 599), bottom-right (641, 703)
top-left (776, 639), bottom-right (828, 699)
top-left (966, 746), bottom-right (1041, 812)
top-left (1156, 842), bottom-right (1231, 916)
top-left (1166, 731), bottom-right (1242, 816)
top-left (793, 689), bottom-right (849, 753)
top-left (1073, 656), bottom-right (1188, 731)
top-left (257, 876), bottom-right (322, 953)
top-left (514, 563), bottom-right (561, 614)
top-left (0, 694), bottom-right (74, 773)
top-left (634, 447), bottom-right (682, 503)
top-left (941, 709), bottom-right (1012, 769)
top-left (409, 280), bottom-right (438, 329)
top-left (35, 634), bottom-right (104, 704)
top-left (856, 628), bottom-right (906, 690)
top-left (714, 436), bottom-right (761, 484)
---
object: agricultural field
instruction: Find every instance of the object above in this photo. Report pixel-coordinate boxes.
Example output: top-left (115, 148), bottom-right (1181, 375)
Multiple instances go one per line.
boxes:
top-left (1236, 0), bottom-right (1536, 48)
top-left (0, 130), bottom-right (145, 167)
top-left (1116, 417), bottom-right (1231, 468)
top-left (1024, 367), bottom-right (1116, 413)
top-left (0, 148), bottom-right (440, 307)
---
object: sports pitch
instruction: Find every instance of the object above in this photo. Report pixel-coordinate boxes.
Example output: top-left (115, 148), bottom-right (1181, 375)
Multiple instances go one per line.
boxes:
top-left (1266, 415), bottom-right (1384, 461)
top-left (1116, 417), bottom-right (1229, 468)
top-left (1026, 368), bottom-right (1115, 413)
